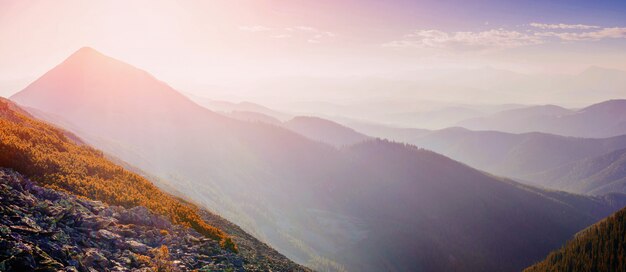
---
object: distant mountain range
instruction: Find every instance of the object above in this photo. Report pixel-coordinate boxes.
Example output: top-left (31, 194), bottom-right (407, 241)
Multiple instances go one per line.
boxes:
top-left (184, 93), bottom-right (292, 122)
top-left (457, 100), bottom-right (626, 138)
top-left (283, 116), bottom-right (370, 147)
top-left (227, 110), bottom-right (283, 125)
top-left (411, 128), bottom-right (626, 180)
top-left (323, 115), bottom-right (626, 195)
top-left (9, 47), bottom-right (626, 271)
top-left (227, 66), bottom-right (626, 127)
top-left (529, 148), bottom-right (626, 195)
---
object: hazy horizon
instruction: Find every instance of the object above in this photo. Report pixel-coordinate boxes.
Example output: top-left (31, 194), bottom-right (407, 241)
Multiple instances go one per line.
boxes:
top-left (1, 0), bottom-right (626, 109)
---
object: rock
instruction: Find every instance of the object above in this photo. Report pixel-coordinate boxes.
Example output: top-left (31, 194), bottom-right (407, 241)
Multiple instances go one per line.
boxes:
top-left (92, 229), bottom-right (121, 240)
top-left (83, 248), bottom-right (108, 268)
top-left (9, 225), bottom-right (41, 234)
top-left (80, 216), bottom-right (116, 229)
top-left (126, 240), bottom-right (149, 254)
top-left (1, 251), bottom-right (37, 271)
top-left (64, 266), bottom-right (79, 272)
top-left (32, 246), bottom-right (64, 271)
top-left (117, 206), bottom-right (172, 230)
top-left (118, 227), bottom-right (136, 238)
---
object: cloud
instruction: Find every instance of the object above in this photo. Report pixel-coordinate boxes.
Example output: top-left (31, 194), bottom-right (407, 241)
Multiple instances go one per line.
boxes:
top-left (530, 23), bottom-right (599, 30)
top-left (385, 24), bottom-right (626, 51)
top-left (271, 34), bottom-right (291, 39)
top-left (290, 26), bottom-right (318, 32)
top-left (238, 25), bottom-right (272, 32)
top-left (383, 29), bottom-right (542, 51)
top-left (538, 27), bottom-right (626, 41)
top-left (288, 26), bottom-right (336, 38)
top-left (242, 25), bottom-right (335, 43)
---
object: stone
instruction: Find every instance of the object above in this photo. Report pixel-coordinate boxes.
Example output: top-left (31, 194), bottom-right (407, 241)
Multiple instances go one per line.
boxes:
top-left (126, 240), bottom-right (149, 254)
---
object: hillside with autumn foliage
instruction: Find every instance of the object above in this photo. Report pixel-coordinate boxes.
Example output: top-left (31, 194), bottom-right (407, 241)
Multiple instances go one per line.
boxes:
top-left (0, 97), bottom-right (310, 271)
top-left (0, 98), bottom-right (234, 249)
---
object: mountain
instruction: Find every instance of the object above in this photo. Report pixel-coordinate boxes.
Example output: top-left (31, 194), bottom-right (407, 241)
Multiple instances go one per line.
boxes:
top-left (185, 93), bottom-right (292, 122)
top-left (410, 128), bottom-right (626, 180)
top-left (456, 104), bottom-right (573, 133)
top-left (284, 116), bottom-right (371, 147)
top-left (226, 110), bottom-right (283, 125)
top-left (0, 97), bottom-right (307, 271)
top-left (525, 206), bottom-right (626, 272)
top-left (11, 47), bottom-right (349, 270)
top-left (456, 100), bottom-right (626, 138)
top-left (341, 123), bottom-right (626, 186)
top-left (11, 47), bottom-right (626, 271)
top-left (529, 148), bottom-right (626, 195)
top-left (332, 140), bottom-right (626, 271)
top-left (337, 119), bottom-right (430, 143)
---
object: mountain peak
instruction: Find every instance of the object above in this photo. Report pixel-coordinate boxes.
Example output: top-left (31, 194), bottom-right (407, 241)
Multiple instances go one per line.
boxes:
top-left (10, 46), bottom-right (218, 121)
top-left (74, 46), bottom-right (99, 55)
top-left (62, 46), bottom-right (117, 67)
top-left (579, 99), bottom-right (626, 114)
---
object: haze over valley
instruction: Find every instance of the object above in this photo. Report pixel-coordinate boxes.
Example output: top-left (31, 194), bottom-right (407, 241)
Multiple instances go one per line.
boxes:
top-left (2, 1), bottom-right (626, 271)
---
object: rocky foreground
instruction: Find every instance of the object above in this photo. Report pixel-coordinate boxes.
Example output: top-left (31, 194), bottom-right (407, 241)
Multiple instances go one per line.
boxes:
top-left (0, 169), bottom-right (303, 271)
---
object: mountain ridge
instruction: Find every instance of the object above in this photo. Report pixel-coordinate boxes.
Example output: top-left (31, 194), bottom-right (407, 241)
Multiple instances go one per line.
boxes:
top-left (11, 47), bottom-right (626, 271)
top-left (456, 100), bottom-right (626, 138)
top-left (529, 148), bottom-right (626, 195)
top-left (284, 116), bottom-right (371, 147)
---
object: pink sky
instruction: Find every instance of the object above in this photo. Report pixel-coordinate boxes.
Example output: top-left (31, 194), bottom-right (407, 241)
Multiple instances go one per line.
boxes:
top-left (1, 0), bottom-right (625, 105)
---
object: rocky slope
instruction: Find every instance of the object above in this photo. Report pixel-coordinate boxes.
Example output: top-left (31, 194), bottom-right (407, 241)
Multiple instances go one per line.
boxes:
top-left (0, 168), bottom-right (309, 271)
top-left (0, 168), bottom-right (246, 271)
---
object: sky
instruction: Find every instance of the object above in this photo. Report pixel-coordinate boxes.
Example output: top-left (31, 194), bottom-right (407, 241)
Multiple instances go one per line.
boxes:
top-left (1, 0), bottom-right (625, 106)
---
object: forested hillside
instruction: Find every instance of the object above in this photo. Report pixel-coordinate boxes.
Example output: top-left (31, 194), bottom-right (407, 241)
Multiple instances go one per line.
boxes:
top-left (526, 207), bottom-right (626, 272)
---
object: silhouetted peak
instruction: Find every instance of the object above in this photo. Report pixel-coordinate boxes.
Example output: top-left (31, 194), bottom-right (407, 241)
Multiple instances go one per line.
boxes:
top-left (289, 116), bottom-right (328, 123)
top-left (579, 99), bottom-right (626, 114)
top-left (66, 46), bottom-right (108, 62)
top-left (75, 46), bottom-right (98, 54)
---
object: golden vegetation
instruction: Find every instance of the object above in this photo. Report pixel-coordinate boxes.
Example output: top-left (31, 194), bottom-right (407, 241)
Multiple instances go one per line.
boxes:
top-left (0, 99), bottom-right (236, 252)
top-left (150, 245), bottom-right (179, 272)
